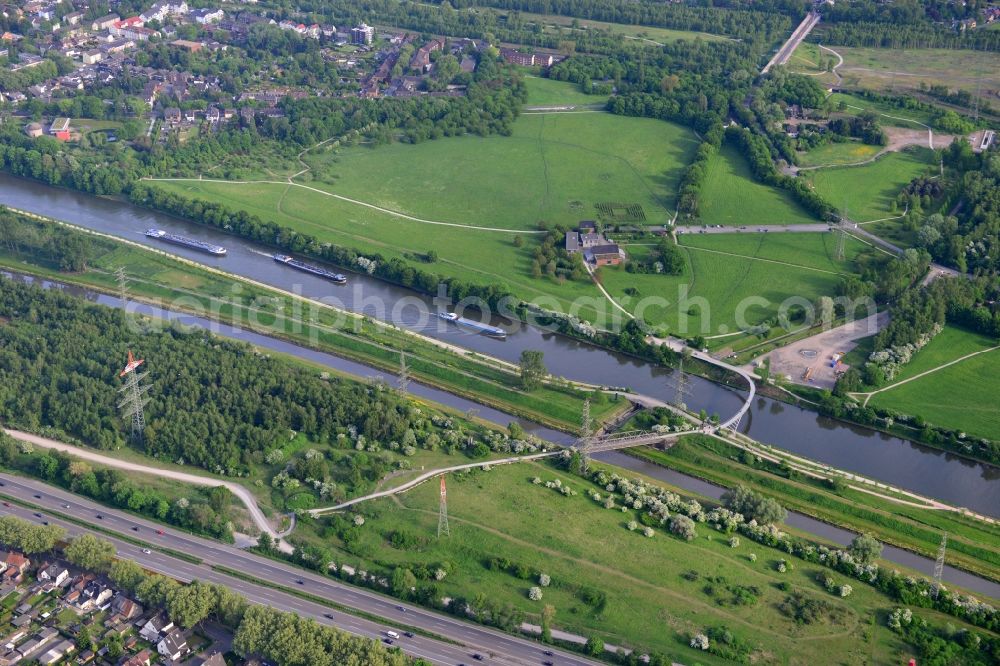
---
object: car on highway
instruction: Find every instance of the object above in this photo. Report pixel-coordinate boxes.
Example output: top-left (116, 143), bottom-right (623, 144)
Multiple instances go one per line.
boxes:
top-left (323, 613), bottom-right (334, 620)
top-left (472, 654), bottom-right (484, 661)
top-left (382, 638), bottom-right (393, 645)
top-left (33, 513), bottom-right (42, 518)
top-left (156, 529), bottom-right (164, 535)
top-left (385, 631), bottom-right (399, 640)
top-left (396, 605), bottom-right (405, 612)
top-left (403, 631), bottom-right (414, 638)
top-left (62, 504), bottom-right (70, 509)
top-left (142, 549), bottom-right (151, 554)
top-left (131, 526), bottom-right (139, 531)
top-left (96, 514), bottom-right (103, 519)
top-left (543, 651), bottom-right (553, 656)
top-left (295, 580), bottom-right (304, 585)
top-left (33, 494), bottom-right (41, 499)
top-left (1, 502), bottom-right (9, 507)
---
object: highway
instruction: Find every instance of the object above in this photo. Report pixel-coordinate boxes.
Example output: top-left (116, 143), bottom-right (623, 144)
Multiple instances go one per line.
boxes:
top-left (0, 473), bottom-right (599, 666)
top-left (761, 11), bottom-right (820, 75)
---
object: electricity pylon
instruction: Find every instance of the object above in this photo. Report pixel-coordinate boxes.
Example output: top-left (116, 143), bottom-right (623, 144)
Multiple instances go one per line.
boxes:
top-left (437, 476), bottom-right (450, 538)
top-left (118, 350), bottom-right (151, 443)
top-left (933, 532), bottom-right (948, 597)
top-left (397, 352), bottom-right (410, 395)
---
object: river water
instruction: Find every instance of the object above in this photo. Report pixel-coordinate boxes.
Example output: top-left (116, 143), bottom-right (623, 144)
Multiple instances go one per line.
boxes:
top-left (5, 269), bottom-right (998, 598)
top-left (0, 174), bottom-right (998, 518)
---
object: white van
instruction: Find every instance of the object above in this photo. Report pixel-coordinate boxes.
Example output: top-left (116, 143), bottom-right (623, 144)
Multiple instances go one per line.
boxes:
top-left (386, 631), bottom-right (399, 640)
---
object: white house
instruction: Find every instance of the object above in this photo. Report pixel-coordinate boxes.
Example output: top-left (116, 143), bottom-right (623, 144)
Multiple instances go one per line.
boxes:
top-left (156, 629), bottom-right (189, 661)
top-left (37, 564), bottom-right (68, 586)
top-left (139, 614), bottom-right (174, 642)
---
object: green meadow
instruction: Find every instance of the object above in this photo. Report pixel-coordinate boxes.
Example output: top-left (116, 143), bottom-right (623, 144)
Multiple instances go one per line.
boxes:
top-left (799, 148), bottom-right (936, 222)
top-left (697, 144), bottom-right (818, 226)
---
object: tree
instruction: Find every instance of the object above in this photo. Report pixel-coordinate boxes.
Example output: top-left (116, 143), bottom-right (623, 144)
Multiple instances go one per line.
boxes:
top-left (167, 580), bottom-right (217, 628)
top-left (519, 350), bottom-right (546, 390)
top-left (64, 534), bottom-right (116, 572)
top-left (849, 533), bottom-right (883, 565)
top-left (668, 514), bottom-right (697, 541)
top-left (0, 515), bottom-right (65, 554)
top-left (721, 485), bottom-right (786, 525)
top-left (540, 604), bottom-right (555, 643)
top-left (110, 559), bottom-right (146, 592)
top-left (390, 567), bottom-right (418, 598)
top-left (585, 635), bottom-right (604, 656)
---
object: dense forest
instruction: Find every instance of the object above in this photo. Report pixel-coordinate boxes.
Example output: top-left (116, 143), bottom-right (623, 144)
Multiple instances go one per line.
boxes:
top-left (0, 275), bottom-right (454, 476)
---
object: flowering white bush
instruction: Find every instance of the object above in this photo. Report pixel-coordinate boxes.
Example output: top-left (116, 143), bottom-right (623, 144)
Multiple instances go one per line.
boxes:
top-left (776, 560), bottom-right (787, 573)
top-left (352, 515), bottom-right (365, 526)
top-left (690, 633), bottom-right (710, 650)
top-left (528, 586), bottom-right (543, 601)
top-left (434, 568), bottom-right (447, 581)
top-left (538, 573), bottom-right (550, 587)
top-left (627, 521), bottom-right (638, 531)
top-left (643, 526), bottom-right (655, 538)
top-left (748, 553), bottom-right (757, 562)
top-left (728, 536), bottom-right (740, 548)
top-left (840, 584), bottom-right (853, 597)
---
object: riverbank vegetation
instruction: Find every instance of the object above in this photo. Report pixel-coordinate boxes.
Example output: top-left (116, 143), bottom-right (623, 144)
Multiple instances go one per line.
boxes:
top-left (0, 207), bottom-right (620, 433)
top-left (628, 436), bottom-right (1000, 584)
top-left (280, 452), bottom-right (997, 663)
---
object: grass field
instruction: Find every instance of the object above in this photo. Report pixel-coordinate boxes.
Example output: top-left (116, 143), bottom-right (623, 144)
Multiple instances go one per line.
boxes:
top-left (833, 47), bottom-right (1000, 99)
top-left (868, 326), bottom-right (1000, 440)
top-left (797, 141), bottom-right (883, 168)
top-left (697, 144), bottom-right (818, 226)
top-left (828, 92), bottom-right (939, 129)
top-left (799, 147), bottom-right (935, 222)
top-left (524, 76), bottom-right (607, 107)
top-left (304, 455), bottom-right (986, 662)
top-left (498, 9), bottom-right (731, 45)
top-left (596, 232), bottom-right (865, 339)
top-left (305, 111), bottom-right (697, 230)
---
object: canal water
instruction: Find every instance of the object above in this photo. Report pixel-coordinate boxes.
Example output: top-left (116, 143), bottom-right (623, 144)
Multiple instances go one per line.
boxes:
top-left (1, 174), bottom-right (998, 519)
top-left (4, 269), bottom-right (999, 598)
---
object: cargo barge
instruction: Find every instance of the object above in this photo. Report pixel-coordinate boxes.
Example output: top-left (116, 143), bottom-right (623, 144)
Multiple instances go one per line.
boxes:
top-left (273, 254), bottom-right (347, 284)
top-left (439, 312), bottom-right (506, 338)
top-left (145, 228), bottom-right (227, 256)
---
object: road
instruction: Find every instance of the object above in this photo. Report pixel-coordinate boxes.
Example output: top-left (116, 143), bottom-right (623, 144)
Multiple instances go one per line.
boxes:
top-left (4, 428), bottom-right (293, 547)
top-left (762, 11), bottom-right (820, 75)
top-left (675, 224), bottom-right (832, 235)
top-left (0, 473), bottom-right (600, 666)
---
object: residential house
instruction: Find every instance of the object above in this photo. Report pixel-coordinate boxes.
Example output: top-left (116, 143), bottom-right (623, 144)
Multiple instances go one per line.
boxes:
top-left (139, 614), bottom-right (174, 642)
top-left (110, 593), bottom-right (142, 620)
top-left (141, 1), bottom-right (188, 23)
top-left (199, 653), bottom-right (226, 666)
top-left (37, 563), bottom-right (69, 586)
top-left (156, 629), bottom-right (189, 661)
top-left (91, 13), bottom-right (119, 31)
top-left (409, 38), bottom-right (444, 73)
top-left (205, 106), bottom-right (220, 122)
top-left (585, 243), bottom-right (626, 266)
top-left (191, 8), bottom-right (223, 24)
top-left (122, 650), bottom-right (152, 666)
top-left (75, 648), bottom-right (95, 664)
top-left (2, 551), bottom-right (30, 582)
top-left (78, 580), bottom-right (112, 610)
top-left (163, 107), bottom-right (182, 124)
top-left (82, 48), bottom-right (102, 64)
top-left (64, 11), bottom-right (83, 26)
top-left (351, 22), bottom-right (374, 45)
top-left (499, 47), bottom-right (555, 68)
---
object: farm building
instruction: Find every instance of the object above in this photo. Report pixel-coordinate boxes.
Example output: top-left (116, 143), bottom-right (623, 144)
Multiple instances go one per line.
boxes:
top-left (48, 118), bottom-right (71, 141)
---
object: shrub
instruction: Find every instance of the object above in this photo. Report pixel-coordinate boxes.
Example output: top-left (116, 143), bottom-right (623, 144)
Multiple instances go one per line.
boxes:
top-left (669, 515), bottom-right (697, 541)
top-left (690, 633), bottom-right (710, 650)
top-left (528, 587), bottom-right (543, 601)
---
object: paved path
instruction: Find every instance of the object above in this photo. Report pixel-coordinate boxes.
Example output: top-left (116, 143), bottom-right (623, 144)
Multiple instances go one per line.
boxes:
top-left (853, 344), bottom-right (1000, 406)
top-left (3, 428), bottom-right (294, 547)
top-left (309, 452), bottom-right (559, 515)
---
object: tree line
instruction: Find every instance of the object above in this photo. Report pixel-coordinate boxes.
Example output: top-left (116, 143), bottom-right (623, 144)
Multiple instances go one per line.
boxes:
top-left (0, 275), bottom-right (444, 476)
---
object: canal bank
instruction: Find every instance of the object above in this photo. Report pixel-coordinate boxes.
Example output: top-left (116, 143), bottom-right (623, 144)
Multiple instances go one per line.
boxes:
top-left (1, 174), bottom-right (996, 516)
top-left (3, 269), bottom-right (998, 600)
